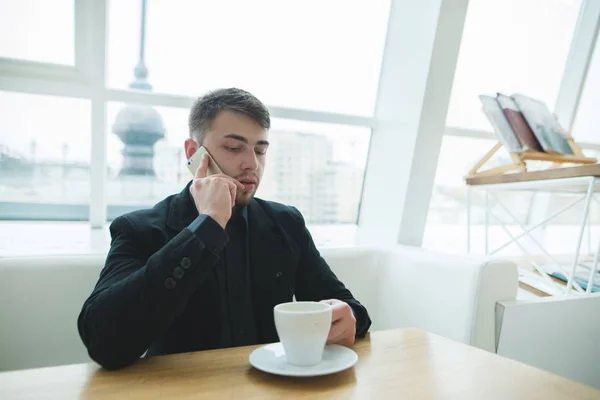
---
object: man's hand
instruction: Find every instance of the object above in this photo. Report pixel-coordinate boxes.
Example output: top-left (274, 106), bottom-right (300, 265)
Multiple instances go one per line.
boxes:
top-left (190, 154), bottom-right (244, 229)
top-left (321, 299), bottom-right (356, 347)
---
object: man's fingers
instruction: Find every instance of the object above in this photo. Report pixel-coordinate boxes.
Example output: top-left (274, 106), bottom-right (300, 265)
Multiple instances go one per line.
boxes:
top-left (331, 307), bottom-right (344, 322)
top-left (220, 177), bottom-right (243, 205)
top-left (327, 326), bottom-right (355, 346)
top-left (210, 174), bottom-right (244, 191)
top-left (321, 300), bottom-right (342, 322)
top-left (338, 335), bottom-right (355, 347)
top-left (327, 320), bottom-right (348, 342)
top-left (331, 301), bottom-right (351, 323)
top-left (327, 318), bottom-right (356, 343)
top-left (195, 154), bottom-right (209, 179)
top-left (233, 179), bottom-right (245, 191)
top-left (227, 180), bottom-right (237, 206)
top-left (323, 299), bottom-right (356, 347)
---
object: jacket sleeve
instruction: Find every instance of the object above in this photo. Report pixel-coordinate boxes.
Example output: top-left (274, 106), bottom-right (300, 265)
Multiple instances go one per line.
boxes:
top-left (77, 214), bottom-right (227, 370)
top-left (291, 208), bottom-right (372, 338)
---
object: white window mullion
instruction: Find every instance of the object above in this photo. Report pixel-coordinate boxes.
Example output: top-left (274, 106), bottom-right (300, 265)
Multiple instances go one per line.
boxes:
top-left (74, 0), bottom-right (92, 82)
top-left (0, 57), bottom-right (83, 83)
top-left (444, 127), bottom-right (600, 152)
top-left (0, 75), bottom-right (90, 99)
top-left (268, 106), bottom-right (375, 128)
top-left (555, 0), bottom-right (600, 133)
top-left (358, 0), bottom-right (469, 247)
top-left (106, 88), bottom-right (377, 129)
top-left (86, 0), bottom-right (108, 228)
top-left (444, 127), bottom-right (496, 140)
top-left (106, 88), bottom-right (195, 109)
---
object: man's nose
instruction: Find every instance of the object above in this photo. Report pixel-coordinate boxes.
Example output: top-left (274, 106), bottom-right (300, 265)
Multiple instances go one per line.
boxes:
top-left (241, 150), bottom-right (259, 170)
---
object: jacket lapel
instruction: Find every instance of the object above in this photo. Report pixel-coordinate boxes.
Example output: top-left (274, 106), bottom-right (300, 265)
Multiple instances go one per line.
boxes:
top-left (248, 199), bottom-right (297, 342)
top-left (247, 199), bottom-right (295, 293)
top-left (247, 199), bottom-right (285, 269)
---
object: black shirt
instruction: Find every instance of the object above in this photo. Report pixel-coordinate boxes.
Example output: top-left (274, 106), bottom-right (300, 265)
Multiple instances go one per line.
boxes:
top-left (218, 207), bottom-right (257, 347)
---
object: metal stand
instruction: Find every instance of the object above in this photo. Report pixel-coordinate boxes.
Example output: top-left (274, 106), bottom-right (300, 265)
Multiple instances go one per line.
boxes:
top-left (467, 176), bottom-right (599, 296)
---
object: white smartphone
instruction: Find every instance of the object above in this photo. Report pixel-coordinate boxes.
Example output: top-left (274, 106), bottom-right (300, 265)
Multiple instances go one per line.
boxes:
top-left (186, 146), bottom-right (223, 176)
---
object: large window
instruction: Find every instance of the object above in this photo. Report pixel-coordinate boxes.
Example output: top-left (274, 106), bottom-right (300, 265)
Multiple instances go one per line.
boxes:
top-left (107, 0), bottom-right (391, 116)
top-left (1, 0), bottom-right (598, 253)
top-left (0, 91), bottom-right (91, 219)
top-left (0, 0), bottom-right (383, 241)
top-left (446, 0), bottom-right (581, 130)
top-left (0, 0), bottom-right (74, 65)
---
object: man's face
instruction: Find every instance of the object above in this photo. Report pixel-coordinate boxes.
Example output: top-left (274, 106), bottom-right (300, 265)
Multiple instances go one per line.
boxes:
top-left (185, 110), bottom-right (269, 206)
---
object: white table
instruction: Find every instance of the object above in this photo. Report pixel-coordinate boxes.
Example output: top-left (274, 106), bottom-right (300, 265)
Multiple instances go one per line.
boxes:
top-left (466, 165), bottom-right (600, 296)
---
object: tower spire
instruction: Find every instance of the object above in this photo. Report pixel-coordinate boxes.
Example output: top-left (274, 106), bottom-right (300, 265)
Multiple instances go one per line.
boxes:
top-left (129, 0), bottom-right (152, 91)
top-left (112, 0), bottom-right (165, 177)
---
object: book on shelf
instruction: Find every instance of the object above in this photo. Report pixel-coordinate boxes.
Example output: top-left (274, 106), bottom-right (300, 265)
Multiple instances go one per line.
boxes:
top-left (481, 92), bottom-right (577, 156)
top-left (470, 92), bottom-right (595, 178)
top-left (511, 93), bottom-right (574, 155)
top-left (495, 93), bottom-right (544, 152)
top-left (479, 95), bottom-right (524, 153)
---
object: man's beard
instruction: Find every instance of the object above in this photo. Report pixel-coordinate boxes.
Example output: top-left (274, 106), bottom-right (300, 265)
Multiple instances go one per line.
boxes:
top-left (235, 185), bottom-right (258, 206)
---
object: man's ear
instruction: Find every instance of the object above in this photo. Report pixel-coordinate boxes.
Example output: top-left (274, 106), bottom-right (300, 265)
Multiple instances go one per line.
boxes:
top-left (184, 138), bottom-right (198, 159)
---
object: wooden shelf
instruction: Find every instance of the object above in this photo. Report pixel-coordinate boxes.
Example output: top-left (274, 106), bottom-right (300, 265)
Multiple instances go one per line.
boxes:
top-left (520, 151), bottom-right (597, 164)
top-left (466, 163), bottom-right (600, 186)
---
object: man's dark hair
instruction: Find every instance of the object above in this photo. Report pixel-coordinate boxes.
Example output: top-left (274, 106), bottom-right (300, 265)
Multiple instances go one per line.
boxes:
top-left (188, 88), bottom-right (271, 144)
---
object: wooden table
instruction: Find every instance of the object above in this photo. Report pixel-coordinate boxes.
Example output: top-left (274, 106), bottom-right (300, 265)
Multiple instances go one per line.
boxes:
top-left (1, 329), bottom-right (598, 399)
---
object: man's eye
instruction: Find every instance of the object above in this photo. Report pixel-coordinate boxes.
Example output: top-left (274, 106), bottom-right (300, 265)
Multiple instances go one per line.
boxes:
top-left (255, 149), bottom-right (267, 156)
top-left (226, 146), bottom-right (242, 152)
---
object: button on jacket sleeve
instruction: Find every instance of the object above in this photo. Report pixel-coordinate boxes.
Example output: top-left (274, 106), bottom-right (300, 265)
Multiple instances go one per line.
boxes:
top-left (77, 214), bottom-right (227, 370)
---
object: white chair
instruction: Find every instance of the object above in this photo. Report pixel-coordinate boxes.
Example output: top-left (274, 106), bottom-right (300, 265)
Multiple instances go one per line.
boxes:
top-left (321, 246), bottom-right (518, 352)
top-left (0, 254), bottom-right (104, 371)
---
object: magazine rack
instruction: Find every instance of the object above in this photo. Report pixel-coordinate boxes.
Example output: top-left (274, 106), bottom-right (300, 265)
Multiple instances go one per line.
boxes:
top-left (466, 131), bottom-right (597, 178)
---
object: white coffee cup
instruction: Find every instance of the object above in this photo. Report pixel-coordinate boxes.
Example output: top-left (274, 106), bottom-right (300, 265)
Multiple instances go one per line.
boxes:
top-left (273, 301), bottom-right (332, 366)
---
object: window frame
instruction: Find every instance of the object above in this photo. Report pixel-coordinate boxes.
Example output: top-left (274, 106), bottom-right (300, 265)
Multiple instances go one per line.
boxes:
top-left (0, 0), bottom-right (377, 227)
top-left (1, 0), bottom-right (598, 250)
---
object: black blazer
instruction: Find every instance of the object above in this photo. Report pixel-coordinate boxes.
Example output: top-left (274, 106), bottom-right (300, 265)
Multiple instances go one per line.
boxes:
top-left (78, 184), bottom-right (371, 370)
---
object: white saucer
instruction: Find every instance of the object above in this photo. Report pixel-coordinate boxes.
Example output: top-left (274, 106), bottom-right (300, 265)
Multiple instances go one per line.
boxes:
top-left (249, 342), bottom-right (358, 377)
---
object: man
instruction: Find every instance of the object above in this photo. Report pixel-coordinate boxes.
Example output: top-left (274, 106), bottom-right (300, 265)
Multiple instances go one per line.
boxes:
top-left (78, 88), bottom-right (371, 370)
